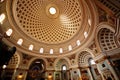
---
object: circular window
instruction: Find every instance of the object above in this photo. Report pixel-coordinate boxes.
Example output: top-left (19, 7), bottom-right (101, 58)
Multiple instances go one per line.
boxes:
top-left (49, 7), bottom-right (56, 14)
top-left (46, 4), bottom-right (59, 19)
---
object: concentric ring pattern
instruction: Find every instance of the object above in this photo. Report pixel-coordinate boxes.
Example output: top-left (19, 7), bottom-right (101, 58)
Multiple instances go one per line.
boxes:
top-left (13, 0), bottom-right (82, 44)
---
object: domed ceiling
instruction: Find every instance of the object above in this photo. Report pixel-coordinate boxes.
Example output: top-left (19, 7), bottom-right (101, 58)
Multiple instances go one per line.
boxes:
top-left (13, 0), bottom-right (82, 44)
top-left (1, 0), bottom-right (97, 57)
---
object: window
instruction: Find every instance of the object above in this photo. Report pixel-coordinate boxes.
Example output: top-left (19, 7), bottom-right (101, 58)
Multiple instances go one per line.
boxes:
top-left (39, 48), bottom-right (44, 53)
top-left (6, 29), bottom-right (13, 36)
top-left (62, 65), bottom-right (67, 71)
top-left (49, 7), bottom-right (56, 14)
top-left (76, 40), bottom-right (81, 46)
top-left (0, 13), bottom-right (5, 24)
top-left (17, 39), bottom-right (23, 45)
top-left (59, 48), bottom-right (63, 53)
top-left (29, 44), bottom-right (34, 50)
top-left (61, 65), bottom-right (67, 80)
top-left (68, 45), bottom-right (72, 51)
top-left (89, 59), bottom-right (96, 65)
top-left (50, 49), bottom-right (53, 54)
top-left (88, 18), bottom-right (91, 26)
top-left (84, 32), bottom-right (88, 38)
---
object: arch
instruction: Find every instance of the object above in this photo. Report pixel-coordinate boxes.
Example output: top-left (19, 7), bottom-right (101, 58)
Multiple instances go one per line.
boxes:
top-left (8, 51), bottom-right (21, 68)
top-left (76, 48), bottom-right (95, 60)
top-left (54, 57), bottom-right (71, 70)
top-left (95, 22), bottom-right (115, 52)
top-left (78, 52), bottom-right (92, 67)
top-left (76, 49), bottom-right (94, 67)
top-left (27, 57), bottom-right (48, 69)
top-left (26, 57), bottom-right (47, 80)
top-left (99, 28), bottom-right (117, 51)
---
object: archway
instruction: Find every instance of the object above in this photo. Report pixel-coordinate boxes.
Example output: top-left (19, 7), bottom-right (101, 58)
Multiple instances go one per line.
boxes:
top-left (78, 51), bottom-right (101, 80)
top-left (96, 25), bottom-right (118, 80)
top-left (26, 59), bottom-right (46, 80)
top-left (54, 58), bottom-right (70, 80)
top-left (98, 28), bottom-right (117, 51)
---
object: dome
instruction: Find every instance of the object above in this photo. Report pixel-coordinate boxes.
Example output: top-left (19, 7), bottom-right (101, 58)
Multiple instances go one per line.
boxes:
top-left (13, 0), bottom-right (82, 44)
top-left (2, 0), bottom-right (97, 57)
